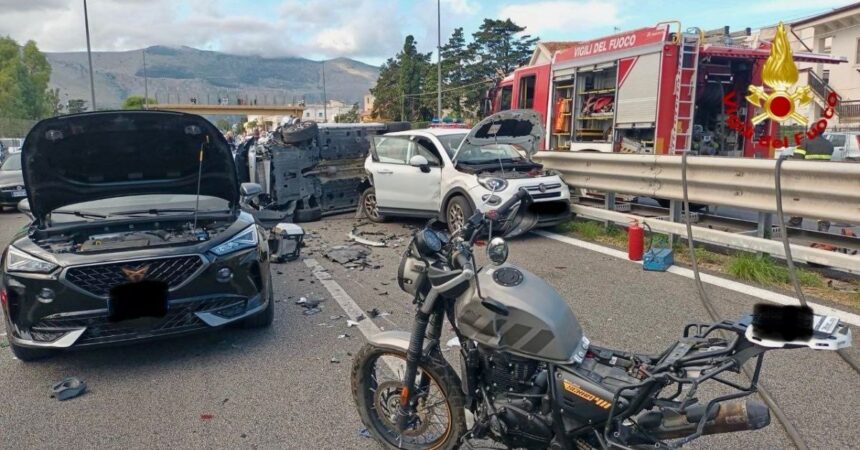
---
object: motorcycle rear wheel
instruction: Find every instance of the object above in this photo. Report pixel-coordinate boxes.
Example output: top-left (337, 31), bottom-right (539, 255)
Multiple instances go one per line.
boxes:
top-left (351, 344), bottom-right (466, 450)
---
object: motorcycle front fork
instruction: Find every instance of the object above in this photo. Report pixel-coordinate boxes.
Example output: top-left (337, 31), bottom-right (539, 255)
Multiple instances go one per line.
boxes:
top-left (395, 305), bottom-right (445, 431)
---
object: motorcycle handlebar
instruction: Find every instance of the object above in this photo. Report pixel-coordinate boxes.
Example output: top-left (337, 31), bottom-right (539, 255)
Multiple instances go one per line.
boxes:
top-left (454, 252), bottom-right (474, 273)
top-left (492, 187), bottom-right (530, 218)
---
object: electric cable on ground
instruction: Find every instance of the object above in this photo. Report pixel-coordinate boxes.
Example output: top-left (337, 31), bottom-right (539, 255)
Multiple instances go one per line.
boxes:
top-left (681, 152), bottom-right (810, 450)
top-left (773, 157), bottom-right (860, 377)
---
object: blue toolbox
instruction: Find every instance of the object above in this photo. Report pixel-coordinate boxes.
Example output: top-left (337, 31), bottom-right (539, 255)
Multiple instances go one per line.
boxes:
top-left (643, 247), bottom-right (674, 272)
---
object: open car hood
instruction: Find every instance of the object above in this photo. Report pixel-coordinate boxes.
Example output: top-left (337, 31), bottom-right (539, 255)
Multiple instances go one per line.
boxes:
top-left (22, 111), bottom-right (238, 223)
top-left (460, 109), bottom-right (544, 157)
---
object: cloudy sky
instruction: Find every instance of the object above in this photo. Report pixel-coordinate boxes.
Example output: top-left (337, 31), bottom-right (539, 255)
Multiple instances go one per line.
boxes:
top-left (0, 0), bottom-right (854, 65)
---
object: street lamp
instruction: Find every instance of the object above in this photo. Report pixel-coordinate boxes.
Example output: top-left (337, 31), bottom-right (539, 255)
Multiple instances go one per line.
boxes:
top-left (83, 0), bottom-right (96, 110)
top-left (437, 0), bottom-right (442, 119)
top-left (142, 48), bottom-right (148, 109)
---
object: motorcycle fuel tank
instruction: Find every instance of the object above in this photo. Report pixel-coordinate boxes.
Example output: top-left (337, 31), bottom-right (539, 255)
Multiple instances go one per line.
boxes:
top-left (455, 264), bottom-right (588, 364)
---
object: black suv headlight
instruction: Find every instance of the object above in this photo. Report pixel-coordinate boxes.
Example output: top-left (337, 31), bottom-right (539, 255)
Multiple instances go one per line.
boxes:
top-left (5, 246), bottom-right (58, 273)
top-left (211, 225), bottom-right (258, 256)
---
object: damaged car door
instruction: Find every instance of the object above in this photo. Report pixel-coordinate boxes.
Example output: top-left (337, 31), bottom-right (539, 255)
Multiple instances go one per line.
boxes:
top-left (368, 136), bottom-right (440, 214)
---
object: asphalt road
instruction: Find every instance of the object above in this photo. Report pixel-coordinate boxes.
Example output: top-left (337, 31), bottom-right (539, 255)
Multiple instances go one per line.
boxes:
top-left (1, 210), bottom-right (858, 449)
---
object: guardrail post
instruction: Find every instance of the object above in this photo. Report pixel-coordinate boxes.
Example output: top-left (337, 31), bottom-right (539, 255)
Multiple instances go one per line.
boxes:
top-left (669, 200), bottom-right (682, 247)
top-left (756, 212), bottom-right (773, 257)
top-left (603, 192), bottom-right (616, 230)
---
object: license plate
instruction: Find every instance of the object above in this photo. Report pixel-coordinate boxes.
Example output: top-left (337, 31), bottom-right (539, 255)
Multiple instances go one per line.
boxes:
top-left (11, 190), bottom-right (25, 197)
top-left (108, 281), bottom-right (168, 322)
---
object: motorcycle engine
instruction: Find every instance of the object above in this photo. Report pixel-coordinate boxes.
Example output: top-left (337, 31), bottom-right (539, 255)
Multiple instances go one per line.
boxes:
top-left (477, 348), bottom-right (555, 448)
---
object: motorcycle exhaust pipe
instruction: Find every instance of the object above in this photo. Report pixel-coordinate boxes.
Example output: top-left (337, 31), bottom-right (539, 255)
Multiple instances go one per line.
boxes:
top-left (637, 399), bottom-right (771, 439)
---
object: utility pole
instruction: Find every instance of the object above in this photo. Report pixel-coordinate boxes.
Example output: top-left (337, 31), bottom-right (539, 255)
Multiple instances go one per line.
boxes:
top-left (83, 0), bottom-right (96, 110)
top-left (321, 60), bottom-right (328, 123)
top-left (437, 0), bottom-right (442, 119)
top-left (142, 49), bottom-right (148, 109)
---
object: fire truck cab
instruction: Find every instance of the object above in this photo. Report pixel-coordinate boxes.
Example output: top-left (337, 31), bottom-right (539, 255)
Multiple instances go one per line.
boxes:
top-left (491, 23), bottom-right (844, 157)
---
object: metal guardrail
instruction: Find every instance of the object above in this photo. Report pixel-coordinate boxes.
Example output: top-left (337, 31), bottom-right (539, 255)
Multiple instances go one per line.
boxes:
top-left (571, 204), bottom-right (860, 274)
top-left (534, 152), bottom-right (860, 224)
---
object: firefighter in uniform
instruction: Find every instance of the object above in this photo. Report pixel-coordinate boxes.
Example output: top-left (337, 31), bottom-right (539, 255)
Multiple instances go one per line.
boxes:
top-left (788, 134), bottom-right (834, 230)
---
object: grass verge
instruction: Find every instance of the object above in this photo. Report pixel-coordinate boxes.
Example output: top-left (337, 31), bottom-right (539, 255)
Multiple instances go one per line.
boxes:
top-left (554, 218), bottom-right (857, 308)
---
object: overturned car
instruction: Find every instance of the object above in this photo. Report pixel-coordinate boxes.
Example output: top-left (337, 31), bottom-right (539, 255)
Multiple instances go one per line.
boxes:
top-left (240, 121), bottom-right (409, 226)
top-left (1, 111), bottom-right (272, 361)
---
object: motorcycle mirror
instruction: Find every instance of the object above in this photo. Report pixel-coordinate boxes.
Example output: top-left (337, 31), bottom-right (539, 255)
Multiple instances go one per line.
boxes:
top-left (486, 237), bottom-right (509, 265)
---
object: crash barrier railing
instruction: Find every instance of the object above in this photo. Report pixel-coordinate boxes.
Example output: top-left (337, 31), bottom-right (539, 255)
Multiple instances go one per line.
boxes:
top-left (532, 152), bottom-right (860, 273)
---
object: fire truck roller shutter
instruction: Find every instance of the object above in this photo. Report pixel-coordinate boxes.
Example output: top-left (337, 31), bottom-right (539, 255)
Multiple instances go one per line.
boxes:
top-left (615, 52), bottom-right (661, 125)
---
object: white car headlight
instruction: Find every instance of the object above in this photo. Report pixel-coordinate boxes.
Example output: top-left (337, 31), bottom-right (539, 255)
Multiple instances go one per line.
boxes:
top-left (5, 246), bottom-right (58, 273)
top-left (478, 177), bottom-right (508, 192)
top-left (211, 225), bottom-right (259, 256)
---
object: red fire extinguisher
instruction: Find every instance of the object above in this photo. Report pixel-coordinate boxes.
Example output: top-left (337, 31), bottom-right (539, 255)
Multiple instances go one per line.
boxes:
top-left (628, 221), bottom-right (644, 261)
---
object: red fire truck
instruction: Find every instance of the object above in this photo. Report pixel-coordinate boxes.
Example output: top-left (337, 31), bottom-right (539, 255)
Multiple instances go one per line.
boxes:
top-left (490, 23), bottom-right (843, 157)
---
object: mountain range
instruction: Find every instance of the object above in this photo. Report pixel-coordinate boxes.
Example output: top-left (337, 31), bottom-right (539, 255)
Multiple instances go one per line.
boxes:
top-left (45, 46), bottom-right (379, 109)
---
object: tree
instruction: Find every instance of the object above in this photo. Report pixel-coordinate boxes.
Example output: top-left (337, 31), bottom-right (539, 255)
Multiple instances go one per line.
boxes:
top-left (121, 95), bottom-right (157, 109)
top-left (471, 19), bottom-right (538, 79)
top-left (370, 36), bottom-right (433, 122)
top-left (334, 103), bottom-right (360, 123)
top-left (439, 27), bottom-right (476, 118)
top-left (0, 37), bottom-right (56, 120)
top-left (215, 118), bottom-right (230, 130)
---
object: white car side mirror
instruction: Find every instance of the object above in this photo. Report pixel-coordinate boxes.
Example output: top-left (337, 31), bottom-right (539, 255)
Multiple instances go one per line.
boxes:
top-left (409, 155), bottom-right (430, 173)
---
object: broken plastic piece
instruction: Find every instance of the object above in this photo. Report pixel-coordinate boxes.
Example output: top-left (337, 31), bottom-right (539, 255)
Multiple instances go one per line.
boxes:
top-left (359, 428), bottom-right (372, 438)
top-left (446, 337), bottom-right (461, 348)
top-left (50, 377), bottom-right (87, 401)
top-left (349, 228), bottom-right (386, 247)
top-left (347, 320), bottom-right (359, 328)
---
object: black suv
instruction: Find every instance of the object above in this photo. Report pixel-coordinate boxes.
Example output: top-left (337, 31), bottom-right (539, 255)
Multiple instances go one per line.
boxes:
top-left (1, 111), bottom-right (272, 361)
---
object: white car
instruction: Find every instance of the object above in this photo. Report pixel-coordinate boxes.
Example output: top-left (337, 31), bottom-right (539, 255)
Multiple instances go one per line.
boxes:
top-left (360, 110), bottom-right (571, 235)
top-left (828, 131), bottom-right (859, 161)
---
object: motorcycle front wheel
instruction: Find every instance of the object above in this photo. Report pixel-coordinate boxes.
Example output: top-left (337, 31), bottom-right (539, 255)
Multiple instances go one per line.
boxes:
top-left (351, 344), bottom-right (466, 450)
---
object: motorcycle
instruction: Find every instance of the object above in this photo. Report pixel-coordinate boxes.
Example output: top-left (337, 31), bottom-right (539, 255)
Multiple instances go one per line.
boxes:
top-left (350, 188), bottom-right (852, 449)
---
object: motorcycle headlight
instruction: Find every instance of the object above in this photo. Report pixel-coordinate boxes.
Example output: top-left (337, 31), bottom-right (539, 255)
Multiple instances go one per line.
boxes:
top-left (211, 225), bottom-right (259, 256)
top-left (478, 177), bottom-right (508, 192)
top-left (5, 246), bottom-right (58, 273)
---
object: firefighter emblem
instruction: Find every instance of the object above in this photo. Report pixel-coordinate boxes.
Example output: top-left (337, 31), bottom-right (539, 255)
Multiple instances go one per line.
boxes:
top-left (746, 22), bottom-right (813, 125)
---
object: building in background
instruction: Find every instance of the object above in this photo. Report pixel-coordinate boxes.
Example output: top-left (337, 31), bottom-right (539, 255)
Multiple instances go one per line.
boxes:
top-left (750, 3), bottom-right (860, 127)
top-left (361, 94), bottom-right (375, 122)
top-left (790, 3), bottom-right (860, 127)
top-left (528, 41), bottom-right (579, 66)
top-left (302, 100), bottom-right (353, 123)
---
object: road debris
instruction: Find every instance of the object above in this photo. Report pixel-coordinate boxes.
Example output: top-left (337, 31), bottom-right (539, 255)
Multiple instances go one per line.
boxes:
top-left (359, 428), bottom-right (372, 438)
top-left (200, 414), bottom-right (215, 421)
top-left (338, 333), bottom-right (350, 339)
top-left (50, 377), bottom-right (87, 401)
top-left (366, 308), bottom-right (391, 319)
top-left (296, 296), bottom-right (324, 315)
top-left (346, 320), bottom-right (360, 328)
top-left (349, 228), bottom-right (386, 247)
top-left (446, 337), bottom-right (461, 349)
top-left (325, 245), bottom-right (370, 264)
top-left (329, 315), bottom-right (343, 321)
top-left (330, 356), bottom-right (341, 364)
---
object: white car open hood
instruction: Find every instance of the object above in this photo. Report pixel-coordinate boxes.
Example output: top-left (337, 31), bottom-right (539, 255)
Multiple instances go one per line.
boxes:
top-left (459, 109), bottom-right (544, 157)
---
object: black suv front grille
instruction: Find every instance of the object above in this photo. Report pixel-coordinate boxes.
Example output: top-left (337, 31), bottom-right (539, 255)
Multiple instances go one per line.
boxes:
top-left (65, 255), bottom-right (204, 297)
top-left (30, 297), bottom-right (247, 345)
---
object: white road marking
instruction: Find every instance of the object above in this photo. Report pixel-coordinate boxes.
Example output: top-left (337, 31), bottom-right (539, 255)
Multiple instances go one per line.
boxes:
top-left (304, 258), bottom-right (382, 338)
top-left (533, 230), bottom-right (860, 328)
top-left (304, 258), bottom-right (403, 374)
